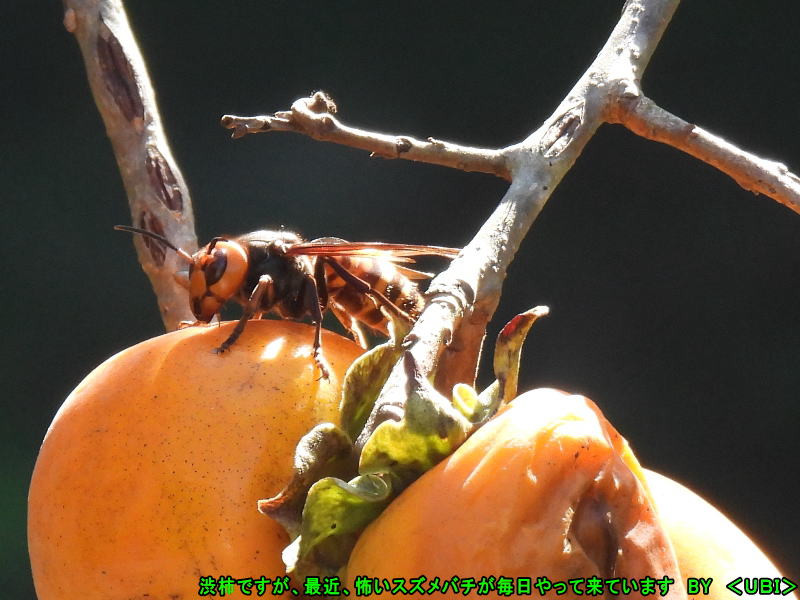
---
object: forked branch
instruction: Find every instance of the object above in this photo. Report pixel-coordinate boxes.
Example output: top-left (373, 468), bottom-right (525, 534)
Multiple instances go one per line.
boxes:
top-left (67, 0), bottom-right (799, 436)
top-left (222, 73), bottom-right (800, 219)
top-left (220, 0), bottom-right (799, 445)
top-left (356, 0), bottom-right (683, 443)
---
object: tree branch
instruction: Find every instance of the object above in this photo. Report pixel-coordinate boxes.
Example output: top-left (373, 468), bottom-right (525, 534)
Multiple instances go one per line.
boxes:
top-left (63, 0), bottom-right (197, 330)
top-left (221, 93), bottom-right (510, 180)
top-left (221, 4), bottom-right (800, 223)
top-left (69, 0), bottom-right (798, 410)
top-left (609, 96), bottom-right (800, 215)
top-left (354, 0), bottom-right (682, 446)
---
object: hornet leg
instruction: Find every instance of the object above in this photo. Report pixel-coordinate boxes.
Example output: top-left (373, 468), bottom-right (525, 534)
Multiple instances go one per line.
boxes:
top-left (214, 275), bottom-right (272, 354)
top-left (300, 274), bottom-right (331, 381)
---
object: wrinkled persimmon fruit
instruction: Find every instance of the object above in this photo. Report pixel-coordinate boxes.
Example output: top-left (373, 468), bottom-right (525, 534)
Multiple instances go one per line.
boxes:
top-left (28, 320), bottom-right (362, 600)
top-left (348, 388), bottom-right (794, 599)
top-left (347, 388), bottom-right (687, 598)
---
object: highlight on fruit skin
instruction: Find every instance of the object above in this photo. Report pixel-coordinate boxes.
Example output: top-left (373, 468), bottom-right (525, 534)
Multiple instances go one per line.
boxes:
top-left (643, 469), bottom-right (798, 600)
top-left (28, 320), bottom-right (362, 600)
top-left (347, 388), bottom-right (688, 599)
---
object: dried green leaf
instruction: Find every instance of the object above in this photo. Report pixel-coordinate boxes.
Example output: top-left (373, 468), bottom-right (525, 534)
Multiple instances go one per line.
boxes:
top-left (340, 340), bottom-right (404, 441)
top-left (276, 308), bottom-right (550, 580)
top-left (452, 381), bottom-right (493, 423)
top-left (359, 352), bottom-right (472, 486)
top-left (287, 473), bottom-right (392, 577)
top-left (491, 305), bottom-right (549, 406)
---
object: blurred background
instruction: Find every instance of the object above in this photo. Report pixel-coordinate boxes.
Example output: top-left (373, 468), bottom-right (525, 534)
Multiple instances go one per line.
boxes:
top-left (4, 1), bottom-right (798, 596)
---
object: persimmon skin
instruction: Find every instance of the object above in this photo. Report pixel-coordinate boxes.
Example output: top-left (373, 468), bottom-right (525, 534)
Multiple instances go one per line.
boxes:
top-left (28, 320), bottom-right (362, 600)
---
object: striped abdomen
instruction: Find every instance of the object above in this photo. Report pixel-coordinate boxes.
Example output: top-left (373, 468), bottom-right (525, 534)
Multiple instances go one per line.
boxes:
top-left (324, 255), bottom-right (425, 334)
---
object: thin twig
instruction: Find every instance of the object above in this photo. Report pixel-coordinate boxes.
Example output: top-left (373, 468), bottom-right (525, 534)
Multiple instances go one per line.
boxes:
top-left (609, 96), bottom-right (800, 215)
top-left (63, 0), bottom-right (197, 330)
top-left (221, 93), bottom-right (510, 180)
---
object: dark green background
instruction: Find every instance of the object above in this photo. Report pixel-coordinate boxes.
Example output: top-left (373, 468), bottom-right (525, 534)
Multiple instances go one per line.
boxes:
top-left (4, 2), bottom-right (798, 597)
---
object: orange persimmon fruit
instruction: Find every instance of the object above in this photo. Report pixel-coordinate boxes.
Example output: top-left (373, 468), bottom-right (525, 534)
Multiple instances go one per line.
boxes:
top-left (347, 388), bottom-right (686, 598)
top-left (643, 469), bottom-right (795, 600)
top-left (348, 387), bottom-right (796, 599)
top-left (28, 320), bottom-right (362, 600)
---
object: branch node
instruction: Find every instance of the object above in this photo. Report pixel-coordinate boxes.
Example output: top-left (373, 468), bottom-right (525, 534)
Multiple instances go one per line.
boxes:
top-left (63, 8), bottom-right (77, 33)
top-left (395, 137), bottom-right (413, 154)
top-left (230, 125), bottom-right (246, 139)
top-left (306, 91), bottom-right (337, 114)
top-left (319, 115), bottom-right (336, 133)
top-left (616, 78), bottom-right (640, 99)
top-left (146, 147), bottom-right (184, 212)
top-left (540, 102), bottom-right (585, 158)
